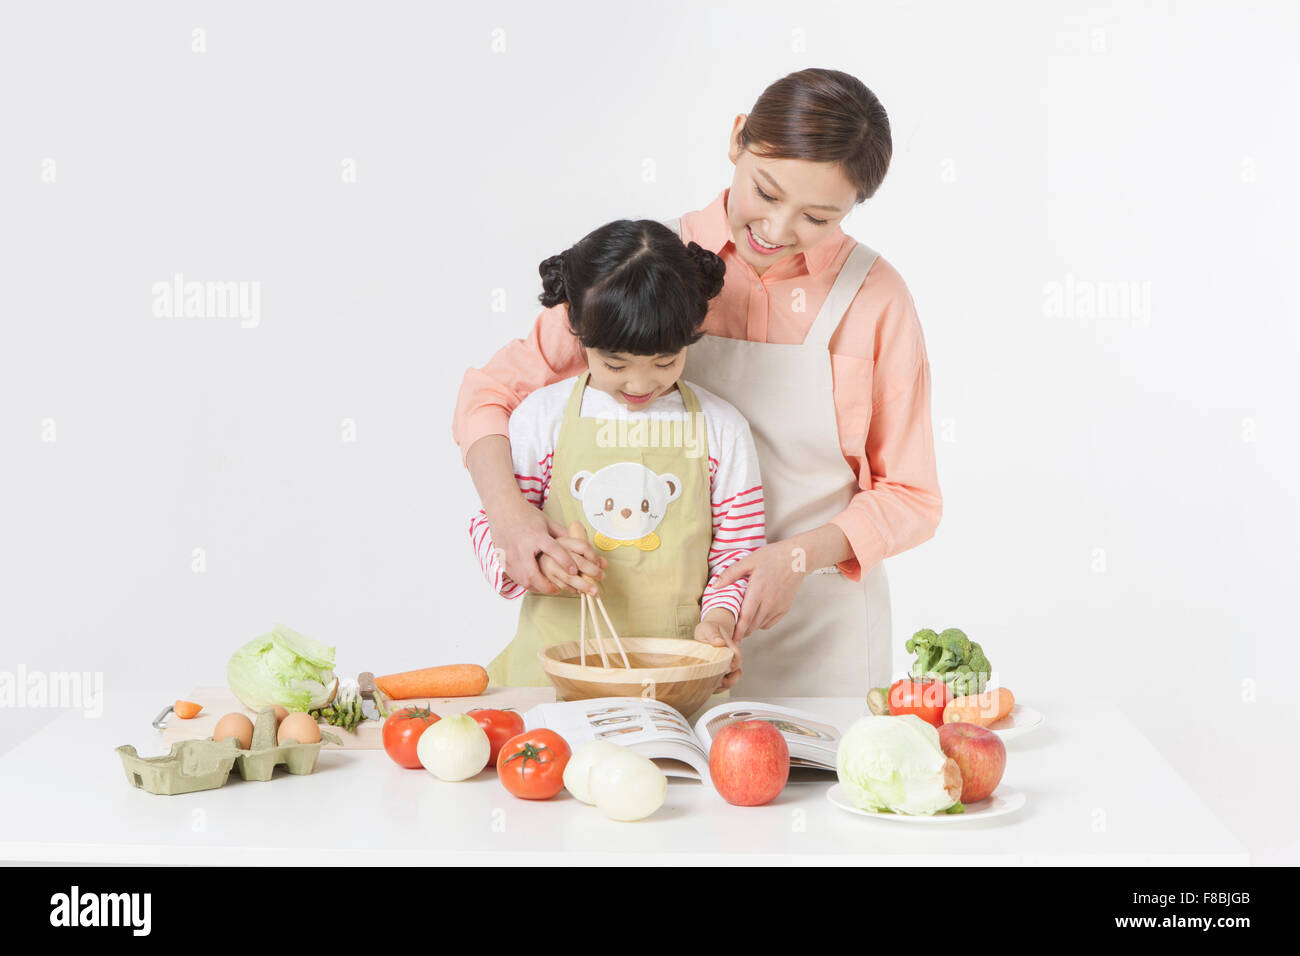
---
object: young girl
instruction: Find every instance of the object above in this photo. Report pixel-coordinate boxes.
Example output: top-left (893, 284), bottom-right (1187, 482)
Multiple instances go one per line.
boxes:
top-left (469, 219), bottom-right (764, 689)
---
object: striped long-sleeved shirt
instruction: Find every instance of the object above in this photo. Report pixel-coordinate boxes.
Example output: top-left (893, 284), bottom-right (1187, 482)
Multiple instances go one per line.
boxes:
top-left (469, 376), bottom-right (764, 621)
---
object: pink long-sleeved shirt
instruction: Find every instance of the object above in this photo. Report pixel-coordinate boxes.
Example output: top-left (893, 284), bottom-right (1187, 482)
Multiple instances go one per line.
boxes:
top-left (453, 188), bottom-right (941, 580)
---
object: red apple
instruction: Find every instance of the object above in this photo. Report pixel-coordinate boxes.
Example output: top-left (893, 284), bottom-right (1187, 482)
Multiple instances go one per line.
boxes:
top-left (938, 722), bottom-right (1006, 803)
top-left (708, 720), bottom-right (789, 806)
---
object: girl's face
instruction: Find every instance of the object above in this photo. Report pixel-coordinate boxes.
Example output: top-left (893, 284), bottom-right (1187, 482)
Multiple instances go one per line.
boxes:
top-left (726, 115), bottom-right (860, 276)
top-left (584, 347), bottom-right (685, 409)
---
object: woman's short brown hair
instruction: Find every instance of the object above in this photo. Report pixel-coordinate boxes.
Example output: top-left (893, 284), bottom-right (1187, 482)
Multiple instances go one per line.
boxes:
top-left (738, 68), bottom-right (893, 204)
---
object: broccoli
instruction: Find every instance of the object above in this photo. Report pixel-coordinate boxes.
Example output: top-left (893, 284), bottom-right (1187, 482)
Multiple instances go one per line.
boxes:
top-left (905, 627), bottom-right (991, 698)
top-left (904, 629), bottom-right (942, 674)
top-left (935, 628), bottom-right (972, 671)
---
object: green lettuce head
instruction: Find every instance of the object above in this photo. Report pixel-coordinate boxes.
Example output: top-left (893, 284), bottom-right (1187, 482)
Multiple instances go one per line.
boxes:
top-left (836, 714), bottom-right (962, 815)
top-left (227, 622), bottom-right (337, 712)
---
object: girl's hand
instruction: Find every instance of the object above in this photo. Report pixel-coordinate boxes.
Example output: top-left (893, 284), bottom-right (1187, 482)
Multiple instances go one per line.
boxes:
top-left (708, 541), bottom-right (807, 641)
top-left (536, 520), bottom-right (607, 596)
top-left (695, 609), bottom-right (742, 691)
top-left (489, 501), bottom-right (606, 596)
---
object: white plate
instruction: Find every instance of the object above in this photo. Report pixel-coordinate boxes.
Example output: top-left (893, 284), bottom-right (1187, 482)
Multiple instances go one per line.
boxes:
top-left (989, 705), bottom-right (1045, 740)
top-left (827, 783), bottom-right (1026, 823)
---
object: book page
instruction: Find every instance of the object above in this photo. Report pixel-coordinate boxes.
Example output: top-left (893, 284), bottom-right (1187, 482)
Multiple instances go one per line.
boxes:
top-left (692, 701), bottom-right (844, 771)
top-left (523, 696), bottom-right (710, 780)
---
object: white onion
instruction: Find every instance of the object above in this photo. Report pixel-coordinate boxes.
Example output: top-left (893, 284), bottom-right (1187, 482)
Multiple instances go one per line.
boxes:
top-left (590, 749), bottom-right (667, 821)
top-left (563, 740), bottom-right (624, 805)
top-left (416, 713), bottom-right (490, 781)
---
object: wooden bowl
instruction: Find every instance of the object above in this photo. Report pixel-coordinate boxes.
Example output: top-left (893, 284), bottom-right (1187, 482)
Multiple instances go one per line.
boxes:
top-left (538, 637), bottom-right (732, 716)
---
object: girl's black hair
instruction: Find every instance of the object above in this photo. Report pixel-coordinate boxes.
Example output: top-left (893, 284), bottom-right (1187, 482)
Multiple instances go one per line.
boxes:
top-left (538, 219), bottom-right (726, 356)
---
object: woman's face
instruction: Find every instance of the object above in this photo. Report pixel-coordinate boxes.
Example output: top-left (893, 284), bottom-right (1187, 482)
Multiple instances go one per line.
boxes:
top-left (726, 115), bottom-right (859, 276)
top-left (584, 347), bottom-right (685, 409)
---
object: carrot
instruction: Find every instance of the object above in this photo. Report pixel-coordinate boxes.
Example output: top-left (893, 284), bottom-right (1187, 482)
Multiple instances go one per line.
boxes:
top-left (943, 688), bottom-right (1014, 728)
top-left (174, 699), bottom-right (203, 719)
top-left (374, 664), bottom-right (489, 700)
top-left (993, 686), bottom-right (1015, 721)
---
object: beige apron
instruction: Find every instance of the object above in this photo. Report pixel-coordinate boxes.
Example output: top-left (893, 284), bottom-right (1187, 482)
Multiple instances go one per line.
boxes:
top-left (667, 218), bottom-right (892, 697)
top-left (486, 371), bottom-right (714, 686)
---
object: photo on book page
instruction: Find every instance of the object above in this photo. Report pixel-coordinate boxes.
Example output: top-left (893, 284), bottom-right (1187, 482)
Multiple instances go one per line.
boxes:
top-left (691, 701), bottom-right (845, 780)
top-left (698, 707), bottom-right (840, 748)
top-left (524, 697), bottom-right (851, 782)
top-left (523, 696), bottom-right (717, 780)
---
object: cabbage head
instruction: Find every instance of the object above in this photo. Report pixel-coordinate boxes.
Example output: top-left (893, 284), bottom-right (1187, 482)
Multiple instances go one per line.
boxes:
top-left (227, 622), bottom-right (337, 712)
top-left (836, 714), bottom-right (962, 815)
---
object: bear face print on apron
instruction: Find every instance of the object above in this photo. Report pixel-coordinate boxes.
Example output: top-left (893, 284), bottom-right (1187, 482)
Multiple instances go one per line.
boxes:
top-left (486, 371), bottom-right (714, 687)
top-left (667, 218), bottom-right (892, 698)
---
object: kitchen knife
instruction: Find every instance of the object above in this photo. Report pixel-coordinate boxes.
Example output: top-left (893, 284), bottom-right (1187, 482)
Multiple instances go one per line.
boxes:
top-left (357, 671), bottom-right (390, 721)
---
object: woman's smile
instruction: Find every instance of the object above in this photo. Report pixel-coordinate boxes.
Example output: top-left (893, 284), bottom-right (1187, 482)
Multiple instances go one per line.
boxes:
top-left (746, 224), bottom-right (788, 255)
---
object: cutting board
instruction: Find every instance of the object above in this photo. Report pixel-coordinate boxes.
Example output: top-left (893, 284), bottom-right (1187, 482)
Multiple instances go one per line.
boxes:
top-left (161, 686), bottom-right (557, 750)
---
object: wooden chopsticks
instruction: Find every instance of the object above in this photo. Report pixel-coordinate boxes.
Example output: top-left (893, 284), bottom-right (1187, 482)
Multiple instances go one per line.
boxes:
top-left (580, 590), bottom-right (630, 669)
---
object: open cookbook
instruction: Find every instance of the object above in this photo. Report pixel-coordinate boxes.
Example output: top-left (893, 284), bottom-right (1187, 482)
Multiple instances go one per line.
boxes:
top-left (523, 696), bottom-right (844, 785)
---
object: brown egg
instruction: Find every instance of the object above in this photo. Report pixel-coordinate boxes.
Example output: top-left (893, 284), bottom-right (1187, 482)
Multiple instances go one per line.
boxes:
top-left (212, 712), bottom-right (255, 750)
top-left (272, 705), bottom-right (289, 723)
top-left (277, 711), bottom-right (321, 746)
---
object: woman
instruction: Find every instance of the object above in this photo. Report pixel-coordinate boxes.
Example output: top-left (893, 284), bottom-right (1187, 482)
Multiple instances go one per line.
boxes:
top-left (453, 68), bottom-right (942, 696)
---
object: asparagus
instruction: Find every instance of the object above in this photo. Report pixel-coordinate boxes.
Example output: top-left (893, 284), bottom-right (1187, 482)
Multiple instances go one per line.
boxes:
top-left (310, 681), bottom-right (369, 732)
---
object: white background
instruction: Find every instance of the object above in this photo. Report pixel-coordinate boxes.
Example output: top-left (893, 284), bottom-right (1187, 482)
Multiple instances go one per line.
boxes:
top-left (1, 2), bottom-right (1296, 863)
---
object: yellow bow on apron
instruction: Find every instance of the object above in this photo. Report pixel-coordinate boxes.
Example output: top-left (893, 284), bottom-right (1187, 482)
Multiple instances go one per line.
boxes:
top-left (486, 371), bottom-right (714, 687)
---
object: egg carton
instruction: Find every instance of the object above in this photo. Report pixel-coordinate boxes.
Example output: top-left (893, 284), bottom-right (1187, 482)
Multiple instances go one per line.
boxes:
top-left (116, 708), bottom-right (341, 795)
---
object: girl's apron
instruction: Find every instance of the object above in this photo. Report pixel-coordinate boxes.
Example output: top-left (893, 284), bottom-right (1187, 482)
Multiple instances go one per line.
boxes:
top-left (486, 371), bottom-right (714, 686)
top-left (666, 218), bottom-right (892, 697)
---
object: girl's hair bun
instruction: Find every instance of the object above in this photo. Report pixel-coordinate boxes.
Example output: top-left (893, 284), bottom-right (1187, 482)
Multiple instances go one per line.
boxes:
top-left (542, 219), bottom-right (720, 356)
top-left (538, 253), bottom-right (568, 308)
top-left (685, 241), bottom-right (727, 301)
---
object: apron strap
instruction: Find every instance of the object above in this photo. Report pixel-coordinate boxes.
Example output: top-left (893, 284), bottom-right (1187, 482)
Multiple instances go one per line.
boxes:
top-left (674, 380), bottom-right (712, 484)
top-left (803, 242), bottom-right (879, 352)
top-left (565, 370), bottom-right (591, 419)
top-left (676, 379), bottom-right (702, 416)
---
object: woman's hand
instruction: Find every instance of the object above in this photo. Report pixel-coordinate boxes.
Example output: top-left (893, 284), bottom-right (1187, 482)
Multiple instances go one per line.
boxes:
top-left (695, 608), bottom-right (742, 691)
top-left (708, 540), bottom-right (808, 641)
top-left (536, 521), bottom-right (607, 596)
top-left (489, 501), bottom-right (606, 596)
top-left (467, 435), bottom-right (607, 596)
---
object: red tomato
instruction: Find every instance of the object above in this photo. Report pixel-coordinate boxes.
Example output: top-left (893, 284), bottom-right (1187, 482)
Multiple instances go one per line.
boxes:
top-left (496, 729), bottom-right (571, 800)
top-left (468, 708), bottom-right (526, 765)
top-left (381, 706), bottom-right (441, 769)
top-left (888, 679), bottom-right (952, 728)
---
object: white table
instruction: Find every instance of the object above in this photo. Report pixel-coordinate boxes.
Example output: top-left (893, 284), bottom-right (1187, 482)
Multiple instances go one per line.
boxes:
top-left (0, 694), bottom-right (1247, 865)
